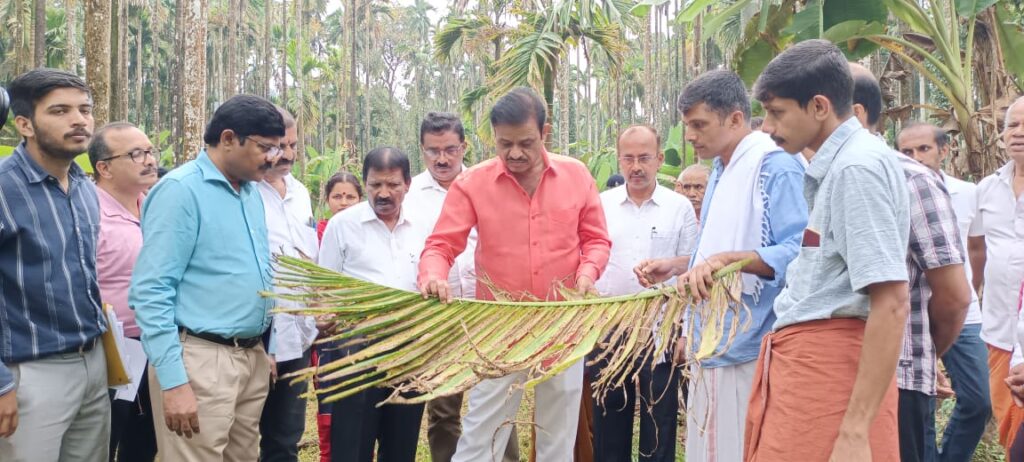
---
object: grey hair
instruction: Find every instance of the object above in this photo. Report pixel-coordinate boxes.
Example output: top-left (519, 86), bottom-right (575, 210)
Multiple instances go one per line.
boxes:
top-left (1006, 96), bottom-right (1024, 132)
top-left (678, 163), bottom-right (711, 180)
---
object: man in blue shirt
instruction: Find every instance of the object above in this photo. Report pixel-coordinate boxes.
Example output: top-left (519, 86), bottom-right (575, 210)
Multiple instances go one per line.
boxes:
top-left (637, 70), bottom-right (807, 462)
top-left (130, 94), bottom-right (285, 461)
top-left (0, 68), bottom-right (108, 462)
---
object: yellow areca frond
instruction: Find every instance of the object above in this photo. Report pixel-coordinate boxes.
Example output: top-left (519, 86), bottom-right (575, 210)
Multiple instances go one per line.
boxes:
top-left (267, 256), bottom-right (748, 405)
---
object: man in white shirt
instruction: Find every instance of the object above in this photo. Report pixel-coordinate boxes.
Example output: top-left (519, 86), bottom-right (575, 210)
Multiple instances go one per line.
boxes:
top-left (590, 125), bottom-right (698, 461)
top-left (977, 95), bottom-right (1024, 453)
top-left (403, 112), bottom-right (519, 462)
top-left (256, 107), bottom-right (320, 461)
top-left (318, 147), bottom-right (425, 462)
top-left (897, 121), bottom-right (992, 461)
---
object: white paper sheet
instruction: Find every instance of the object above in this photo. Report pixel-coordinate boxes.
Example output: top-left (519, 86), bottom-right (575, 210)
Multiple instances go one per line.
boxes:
top-left (112, 338), bottom-right (148, 402)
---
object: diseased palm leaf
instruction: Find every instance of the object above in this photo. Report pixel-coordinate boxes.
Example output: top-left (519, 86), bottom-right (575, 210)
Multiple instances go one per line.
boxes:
top-left (268, 255), bottom-right (747, 405)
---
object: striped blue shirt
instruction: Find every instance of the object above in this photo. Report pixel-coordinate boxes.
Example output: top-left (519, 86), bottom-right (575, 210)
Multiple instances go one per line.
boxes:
top-left (129, 150), bottom-right (273, 390)
top-left (0, 143), bottom-right (106, 395)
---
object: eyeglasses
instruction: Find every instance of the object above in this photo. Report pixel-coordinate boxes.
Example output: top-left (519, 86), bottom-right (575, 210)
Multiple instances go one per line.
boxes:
top-left (422, 145), bottom-right (464, 158)
top-left (102, 148), bottom-right (157, 164)
top-left (620, 155), bottom-right (655, 165)
top-left (244, 137), bottom-right (283, 160)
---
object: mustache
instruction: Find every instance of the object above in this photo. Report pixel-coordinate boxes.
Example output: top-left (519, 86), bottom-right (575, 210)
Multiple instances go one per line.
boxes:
top-left (770, 135), bottom-right (786, 146)
top-left (273, 158), bottom-right (294, 168)
top-left (140, 167), bottom-right (157, 176)
top-left (374, 198), bottom-right (394, 206)
top-left (66, 129), bottom-right (91, 139)
top-left (259, 162), bottom-right (273, 171)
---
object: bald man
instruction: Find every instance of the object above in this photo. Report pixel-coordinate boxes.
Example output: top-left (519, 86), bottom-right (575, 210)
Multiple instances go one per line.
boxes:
top-left (674, 164), bottom-right (710, 222)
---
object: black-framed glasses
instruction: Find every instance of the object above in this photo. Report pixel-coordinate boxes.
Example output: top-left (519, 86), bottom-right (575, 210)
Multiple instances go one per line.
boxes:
top-left (244, 136), bottom-right (283, 160)
top-left (102, 148), bottom-right (157, 164)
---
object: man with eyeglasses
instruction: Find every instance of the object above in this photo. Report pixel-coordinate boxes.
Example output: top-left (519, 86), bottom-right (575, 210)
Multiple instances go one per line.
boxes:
top-left (590, 125), bottom-right (698, 461)
top-left (674, 164), bottom-right (710, 223)
top-left (87, 122), bottom-right (160, 462)
top-left (403, 112), bottom-right (522, 462)
top-left (130, 95), bottom-right (285, 461)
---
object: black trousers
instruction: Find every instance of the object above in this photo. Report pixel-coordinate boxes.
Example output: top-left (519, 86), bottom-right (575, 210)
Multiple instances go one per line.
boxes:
top-left (329, 386), bottom-right (425, 462)
top-left (898, 389), bottom-right (937, 462)
top-left (109, 361), bottom-right (157, 462)
top-left (589, 356), bottom-right (680, 462)
top-left (259, 349), bottom-right (312, 462)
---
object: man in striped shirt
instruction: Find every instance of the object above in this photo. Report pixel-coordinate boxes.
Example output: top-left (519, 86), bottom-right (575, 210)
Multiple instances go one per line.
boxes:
top-left (0, 68), bottom-right (110, 462)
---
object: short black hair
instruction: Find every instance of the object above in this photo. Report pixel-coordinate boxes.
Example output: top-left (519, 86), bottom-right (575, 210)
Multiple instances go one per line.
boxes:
top-left (750, 116), bottom-right (764, 130)
top-left (490, 87), bottom-right (546, 132)
top-left (899, 122), bottom-right (949, 149)
top-left (606, 173), bottom-right (625, 188)
top-left (852, 72), bottom-right (882, 128)
top-left (324, 171), bottom-right (363, 199)
top-left (7, 68), bottom-right (92, 119)
top-left (87, 121), bottom-right (137, 171)
top-left (203, 94), bottom-right (285, 146)
top-left (678, 70), bottom-right (751, 121)
top-left (420, 112), bottom-right (465, 144)
top-left (362, 146), bottom-right (411, 184)
top-left (753, 39), bottom-right (853, 118)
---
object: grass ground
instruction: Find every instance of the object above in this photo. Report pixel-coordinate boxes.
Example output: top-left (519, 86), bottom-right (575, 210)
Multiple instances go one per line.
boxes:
top-left (296, 386), bottom-right (1006, 461)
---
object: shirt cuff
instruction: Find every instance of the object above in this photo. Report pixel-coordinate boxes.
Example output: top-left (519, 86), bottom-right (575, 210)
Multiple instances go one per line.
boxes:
top-left (754, 246), bottom-right (790, 286)
top-left (0, 362), bottom-right (13, 396)
top-left (576, 264), bottom-right (600, 285)
top-left (154, 358), bottom-right (189, 391)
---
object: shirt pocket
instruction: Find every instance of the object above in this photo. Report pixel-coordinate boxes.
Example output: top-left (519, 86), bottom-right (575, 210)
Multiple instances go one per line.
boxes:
top-left (649, 234), bottom-right (679, 259)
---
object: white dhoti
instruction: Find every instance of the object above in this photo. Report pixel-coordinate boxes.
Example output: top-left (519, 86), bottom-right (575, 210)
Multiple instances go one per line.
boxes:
top-left (452, 359), bottom-right (583, 462)
top-left (685, 360), bottom-right (757, 462)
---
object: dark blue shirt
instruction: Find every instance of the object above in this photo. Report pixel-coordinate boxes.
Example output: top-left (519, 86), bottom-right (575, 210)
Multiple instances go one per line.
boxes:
top-left (0, 143), bottom-right (106, 394)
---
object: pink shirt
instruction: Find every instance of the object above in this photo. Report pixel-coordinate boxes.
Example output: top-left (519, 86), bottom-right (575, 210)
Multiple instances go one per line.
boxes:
top-left (419, 151), bottom-right (611, 301)
top-left (96, 188), bottom-right (145, 337)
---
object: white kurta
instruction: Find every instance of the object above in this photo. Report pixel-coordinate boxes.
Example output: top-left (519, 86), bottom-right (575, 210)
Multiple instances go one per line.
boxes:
top-left (258, 174), bottom-right (320, 362)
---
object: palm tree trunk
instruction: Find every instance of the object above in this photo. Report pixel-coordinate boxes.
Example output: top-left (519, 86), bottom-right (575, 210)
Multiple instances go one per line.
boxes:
top-left (85, 0), bottom-right (111, 126)
top-left (263, 0), bottom-right (272, 97)
top-left (33, 0), bottom-right (45, 67)
top-left (181, 0), bottom-right (208, 160)
top-left (135, 14), bottom-right (143, 123)
top-left (225, 0), bottom-right (238, 98)
top-left (65, 0), bottom-right (78, 71)
top-left (345, 0), bottom-right (356, 145)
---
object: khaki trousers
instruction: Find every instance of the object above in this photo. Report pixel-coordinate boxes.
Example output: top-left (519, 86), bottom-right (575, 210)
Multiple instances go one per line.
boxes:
top-left (0, 341), bottom-right (110, 462)
top-left (149, 333), bottom-right (270, 462)
top-left (427, 393), bottom-right (521, 462)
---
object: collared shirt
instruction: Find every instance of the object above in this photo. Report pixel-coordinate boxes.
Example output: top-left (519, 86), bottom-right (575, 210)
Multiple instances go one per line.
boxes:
top-left (96, 187), bottom-right (145, 338)
top-left (773, 117), bottom-right (910, 330)
top-left (942, 172), bottom-right (983, 326)
top-left (0, 142), bottom-right (105, 395)
top-left (257, 174), bottom-right (320, 363)
top-left (130, 150), bottom-right (273, 390)
top-left (976, 160), bottom-right (1024, 350)
top-left (692, 151), bottom-right (807, 367)
top-left (405, 170), bottom-right (478, 298)
top-left (595, 185), bottom-right (698, 296)
top-left (319, 202), bottom-right (426, 291)
top-left (419, 150), bottom-right (611, 302)
top-left (896, 155), bottom-right (963, 395)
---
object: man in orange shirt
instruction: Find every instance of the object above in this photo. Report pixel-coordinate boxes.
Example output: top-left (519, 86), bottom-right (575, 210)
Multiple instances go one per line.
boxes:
top-left (419, 87), bottom-right (611, 461)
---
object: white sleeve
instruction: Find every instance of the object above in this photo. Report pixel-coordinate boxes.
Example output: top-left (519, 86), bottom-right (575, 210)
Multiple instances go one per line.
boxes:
top-left (317, 217), bottom-right (345, 273)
